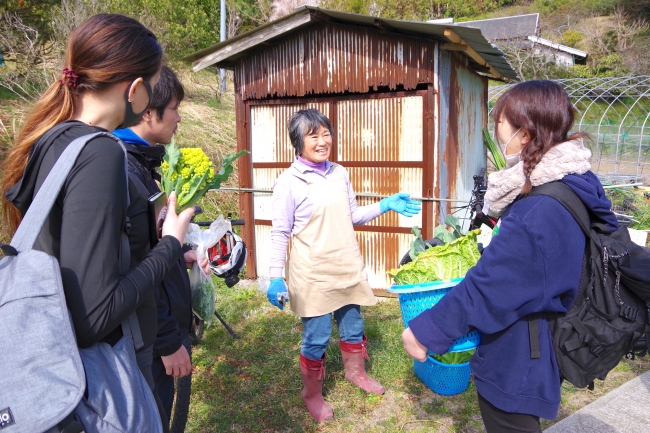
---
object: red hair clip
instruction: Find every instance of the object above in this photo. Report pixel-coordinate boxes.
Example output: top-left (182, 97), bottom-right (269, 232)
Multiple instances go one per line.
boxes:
top-left (59, 67), bottom-right (80, 88)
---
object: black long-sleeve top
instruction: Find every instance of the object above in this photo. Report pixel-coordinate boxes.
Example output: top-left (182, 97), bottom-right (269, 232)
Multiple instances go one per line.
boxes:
top-left (6, 121), bottom-right (182, 348)
top-left (124, 142), bottom-right (193, 357)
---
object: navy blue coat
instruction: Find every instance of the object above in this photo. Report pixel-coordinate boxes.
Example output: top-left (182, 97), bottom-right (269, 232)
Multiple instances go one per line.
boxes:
top-left (408, 171), bottom-right (617, 420)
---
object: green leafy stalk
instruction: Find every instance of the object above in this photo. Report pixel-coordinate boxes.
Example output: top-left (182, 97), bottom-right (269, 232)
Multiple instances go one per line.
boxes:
top-left (208, 150), bottom-right (249, 190)
top-left (409, 226), bottom-right (430, 260)
top-left (162, 140), bottom-right (181, 194)
top-left (178, 168), bottom-right (211, 207)
top-left (483, 129), bottom-right (506, 170)
top-left (432, 349), bottom-right (475, 365)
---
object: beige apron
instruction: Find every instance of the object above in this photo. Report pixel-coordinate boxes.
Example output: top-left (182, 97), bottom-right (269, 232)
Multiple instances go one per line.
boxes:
top-left (286, 165), bottom-right (376, 317)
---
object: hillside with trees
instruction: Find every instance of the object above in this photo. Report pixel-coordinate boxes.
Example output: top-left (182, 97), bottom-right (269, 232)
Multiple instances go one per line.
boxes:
top-left (1, 0), bottom-right (648, 216)
top-left (1, 0), bottom-right (648, 90)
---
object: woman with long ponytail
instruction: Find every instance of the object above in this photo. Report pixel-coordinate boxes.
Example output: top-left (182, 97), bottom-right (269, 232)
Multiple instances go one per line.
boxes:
top-left (2, 14), bottom-right (195, 430)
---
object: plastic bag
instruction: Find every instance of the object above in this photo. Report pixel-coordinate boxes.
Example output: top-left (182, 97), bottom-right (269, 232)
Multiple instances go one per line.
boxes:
top-left (257, 276), bottom-right (289, 307)
top-left (185, 216), bottom-right (231, 325)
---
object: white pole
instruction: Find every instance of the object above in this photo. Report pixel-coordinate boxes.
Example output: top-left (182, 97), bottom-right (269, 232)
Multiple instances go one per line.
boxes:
top-left (220, 0), bottom-right (226, 93)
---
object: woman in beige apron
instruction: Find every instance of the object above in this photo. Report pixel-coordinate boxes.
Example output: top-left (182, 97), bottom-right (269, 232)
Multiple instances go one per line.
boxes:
top-left (267, 109), bottom-right (421, 421)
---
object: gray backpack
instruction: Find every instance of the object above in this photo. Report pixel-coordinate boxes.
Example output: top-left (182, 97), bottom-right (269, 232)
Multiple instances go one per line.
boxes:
top-left (0, 132), bottom-right (162, 433)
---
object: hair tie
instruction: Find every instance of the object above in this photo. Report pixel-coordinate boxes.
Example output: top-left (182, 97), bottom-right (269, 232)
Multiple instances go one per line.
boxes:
top-left (58, 67), bottom-right (80, 88)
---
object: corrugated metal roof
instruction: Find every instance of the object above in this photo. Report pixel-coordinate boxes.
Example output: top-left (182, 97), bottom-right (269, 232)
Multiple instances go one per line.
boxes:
top-left (527, 35), bottom-right (588, 58)
top-left (184, 6), bottom-right (518, 81)
top-left (456, 13), bottom-right (539, 41)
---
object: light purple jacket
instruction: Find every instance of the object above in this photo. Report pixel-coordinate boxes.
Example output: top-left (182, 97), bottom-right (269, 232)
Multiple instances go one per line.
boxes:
top-left (269, 159), bottom-right (383, 278)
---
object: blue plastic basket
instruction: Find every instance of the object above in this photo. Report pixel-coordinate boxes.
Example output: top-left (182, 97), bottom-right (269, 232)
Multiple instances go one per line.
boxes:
top-left (387, 279), bottom-right (481, 352)
top-left (414, 355), bottom-right (472, 395)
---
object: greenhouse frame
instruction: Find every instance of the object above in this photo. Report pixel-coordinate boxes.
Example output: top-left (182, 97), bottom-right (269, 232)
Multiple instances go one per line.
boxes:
top-left (488, 76), bottom-right (650, 183)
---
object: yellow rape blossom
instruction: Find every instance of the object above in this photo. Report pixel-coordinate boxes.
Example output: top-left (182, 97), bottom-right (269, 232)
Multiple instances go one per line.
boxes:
top-left (160, 139), bottom-right (248, 212)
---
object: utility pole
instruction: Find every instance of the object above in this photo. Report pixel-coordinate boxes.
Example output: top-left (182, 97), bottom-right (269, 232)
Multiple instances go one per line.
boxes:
top-left (220, 0), bottom-right (227, 93)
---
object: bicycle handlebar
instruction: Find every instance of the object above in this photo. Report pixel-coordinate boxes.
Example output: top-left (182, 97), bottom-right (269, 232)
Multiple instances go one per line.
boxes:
top-left (195, 219), bottom-right (245, 227)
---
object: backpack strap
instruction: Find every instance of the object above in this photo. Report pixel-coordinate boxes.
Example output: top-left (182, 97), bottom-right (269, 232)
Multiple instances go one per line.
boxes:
top-left (10, 132), bottom-right (127, 251)
top-left (524, 182), bottom-right (591, 360)
top-left (528, 182), bottom-right (604, 241)
top-left (9, 130), bottom-right (143, 350)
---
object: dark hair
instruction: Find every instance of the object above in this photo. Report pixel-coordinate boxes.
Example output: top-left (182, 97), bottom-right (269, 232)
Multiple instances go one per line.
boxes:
top-left (2, 14), bottom-right (162, 232)
top-left (149, 65), bottom-right (185, 121)
top-left (491, 80), bottom-right (589, 195)
top-left (288, 109), bottom-right (334, 156)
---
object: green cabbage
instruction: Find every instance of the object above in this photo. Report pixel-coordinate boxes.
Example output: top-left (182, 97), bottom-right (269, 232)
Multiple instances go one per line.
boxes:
top-left (388, 229), bottom-right (481, 285)
top-left (432, 349), bottom-right (475, 365)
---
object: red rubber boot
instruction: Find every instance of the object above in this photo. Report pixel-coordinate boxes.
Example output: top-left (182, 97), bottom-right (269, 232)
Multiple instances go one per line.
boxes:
top-left (299, 354), bottom-right (334, 422)
top-left (339, 335), bottom-right (385, 395)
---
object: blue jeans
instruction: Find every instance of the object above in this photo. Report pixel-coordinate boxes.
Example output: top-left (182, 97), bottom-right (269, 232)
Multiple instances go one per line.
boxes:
top-left (301, 304), bottom-right (364, 360)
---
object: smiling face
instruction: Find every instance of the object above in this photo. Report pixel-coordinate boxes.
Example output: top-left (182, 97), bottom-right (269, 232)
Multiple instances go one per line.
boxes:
top-left (300, 125), bottom-right (332, 163)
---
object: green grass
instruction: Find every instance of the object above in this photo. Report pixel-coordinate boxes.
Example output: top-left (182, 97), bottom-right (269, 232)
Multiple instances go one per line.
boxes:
top-left (606, 187), bottom-right (650, 233)
top-left (186, 278), bottom-right (650, 432)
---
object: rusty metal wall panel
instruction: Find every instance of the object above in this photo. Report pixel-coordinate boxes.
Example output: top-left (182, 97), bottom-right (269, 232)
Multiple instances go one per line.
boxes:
top-left (452, 57), bottom-right (488, 223)
top-left (348, 167), bottom-right (423, 229)
top-left (337, 96), bottom-right (423, 162)
top-left (252, 168), bottom-right (284, 221)
top-left (235, 23), bottom-right (436, 100)
top-left (251, 103), bottom-right (330, 164)
top-left (436, 52), bottom-right (488, 230)
top-left (357, 231), bottom-right (413, 289)
top-left (254, 224), bottom-right (273, 280)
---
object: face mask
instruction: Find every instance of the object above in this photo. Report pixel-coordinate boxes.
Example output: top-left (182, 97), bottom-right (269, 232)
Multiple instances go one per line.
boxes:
top-left (500, 127), bottom-right (522, 168)
top-left (118, 80), bottom-right (153, 129)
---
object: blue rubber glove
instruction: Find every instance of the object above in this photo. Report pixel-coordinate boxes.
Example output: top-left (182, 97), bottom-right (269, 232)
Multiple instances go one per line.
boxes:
top-left (380, 193), bottom-right (421, 217)
top-left (267, 278), bottom-right (288, 310)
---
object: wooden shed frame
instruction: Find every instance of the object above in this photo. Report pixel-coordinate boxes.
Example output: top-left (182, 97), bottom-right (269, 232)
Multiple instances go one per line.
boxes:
top-left (186, 7), bottom-right (517, 291)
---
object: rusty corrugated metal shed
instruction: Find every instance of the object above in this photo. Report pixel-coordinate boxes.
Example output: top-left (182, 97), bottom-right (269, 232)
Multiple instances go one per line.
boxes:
top-left (188, 9), bottom-right (496, 292)
top-left (184, 6), bottom-right (517, 81)
top-left (233, 23), bottom-right (436, 100)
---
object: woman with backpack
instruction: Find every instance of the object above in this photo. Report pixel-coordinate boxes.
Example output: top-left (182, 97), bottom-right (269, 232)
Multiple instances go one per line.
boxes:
top-left (401, 80), bottom-right (619, 432)
top-left (1, 14), bottom-right (194, 431)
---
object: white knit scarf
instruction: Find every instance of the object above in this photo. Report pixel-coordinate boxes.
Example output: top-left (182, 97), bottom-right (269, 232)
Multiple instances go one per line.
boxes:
top-left (484, 138), bottom-right (592, 216)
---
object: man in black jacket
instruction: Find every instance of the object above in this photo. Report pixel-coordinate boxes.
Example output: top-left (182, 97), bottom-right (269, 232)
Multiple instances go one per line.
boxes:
top-left (114, 66), bottom-right (208, 426)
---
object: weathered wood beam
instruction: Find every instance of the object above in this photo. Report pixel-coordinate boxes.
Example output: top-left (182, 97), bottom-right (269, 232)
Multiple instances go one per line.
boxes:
top-left (444, 28), bottom-right (503, 80)
top-left (441, 43), bottom-right (468, 51)
top-left (192, 11), bottom-right (313, 72)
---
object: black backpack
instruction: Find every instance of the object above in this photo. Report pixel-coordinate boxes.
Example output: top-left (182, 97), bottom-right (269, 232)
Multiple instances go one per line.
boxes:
top-left (527, 182), bottom-right (650, 389)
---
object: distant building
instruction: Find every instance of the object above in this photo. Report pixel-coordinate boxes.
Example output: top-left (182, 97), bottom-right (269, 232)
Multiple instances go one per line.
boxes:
top-left (455, 14), bottom-right (539, 42)
top-left (435, 13), bottom-right (588, 67)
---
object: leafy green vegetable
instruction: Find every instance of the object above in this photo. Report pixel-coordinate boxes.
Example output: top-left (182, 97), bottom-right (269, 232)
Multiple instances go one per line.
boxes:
top-left (192, 278), bottom-right (215, 324)
top-left (409, 226), bottom-right (432, 260)
top-left (432, 349), bottom-right (475, 365)
top-left (483, 129), bottom-right (506, 171)
top-left (160, 139), bottom-right (248, 211)
top-left (434, 224), bottom-right (456, 244)
top-left (388, 229), bottom-right (481, 285)
top-left (434, 214), bottom-right (466, 244)
top-left (444, 214), bottom-right (464, 239)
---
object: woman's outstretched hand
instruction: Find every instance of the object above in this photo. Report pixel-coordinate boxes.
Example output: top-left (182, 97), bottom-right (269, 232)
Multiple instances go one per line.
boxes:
top-left (162, 191), bottom-right (196, 246)
top-left (402, 327), bottom-right (428, 362)
top-left (380, 193), bottom-right (421, 217)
